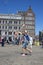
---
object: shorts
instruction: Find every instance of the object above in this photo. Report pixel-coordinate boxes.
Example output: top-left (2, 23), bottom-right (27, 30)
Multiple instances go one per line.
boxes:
top-left (22, 42), bottom-right (28, 49)
top-left (27, 43), bottom-right (32, 48)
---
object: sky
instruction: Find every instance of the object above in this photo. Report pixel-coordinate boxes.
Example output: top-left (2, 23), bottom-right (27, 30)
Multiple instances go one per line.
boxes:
top-left (0, 0), bottom-right (43, 35)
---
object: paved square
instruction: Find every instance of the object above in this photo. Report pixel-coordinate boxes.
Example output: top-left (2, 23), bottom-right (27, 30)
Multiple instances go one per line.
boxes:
top-left (0, 44), bottom-right (43, 65)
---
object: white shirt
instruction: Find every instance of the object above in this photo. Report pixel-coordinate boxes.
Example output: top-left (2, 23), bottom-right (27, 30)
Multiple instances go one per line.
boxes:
top-left (29, 36), bottom-right (33, 45)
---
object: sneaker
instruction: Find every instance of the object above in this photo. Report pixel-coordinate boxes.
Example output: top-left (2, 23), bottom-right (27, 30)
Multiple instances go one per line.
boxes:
top-left (25, 53), bottom-right (28, 55)
top-left (22, 54), bottom-right (26, 56)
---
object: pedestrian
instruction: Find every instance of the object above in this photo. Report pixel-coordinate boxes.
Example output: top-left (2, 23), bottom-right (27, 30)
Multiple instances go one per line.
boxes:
top-left (1, 32), bottom-right (5, 47)
top-left (21, 30), bottom-right (32, 56)
top-left (27, 35), bottom-right (33, 55)
top-left (14, 32), bottom-right (18, 45)
top-left (17, 32), bottom-right (21, 45)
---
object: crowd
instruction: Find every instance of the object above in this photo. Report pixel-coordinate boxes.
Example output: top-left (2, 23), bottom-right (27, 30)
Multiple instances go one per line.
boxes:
top-left (0, 24), bottom-right (43, 56)
top-left (0, 24), bottom-right (33, 56)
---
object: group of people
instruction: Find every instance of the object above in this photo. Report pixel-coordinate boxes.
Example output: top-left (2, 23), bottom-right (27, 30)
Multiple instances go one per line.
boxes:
top-left (12, 30), bottom-right (33, 56)
top-left (0, 24), bottom-right (33, 56)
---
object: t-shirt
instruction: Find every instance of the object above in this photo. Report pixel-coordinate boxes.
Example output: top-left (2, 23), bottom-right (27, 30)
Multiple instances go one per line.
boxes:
top-left (29, 36), bottom-right (33, 44)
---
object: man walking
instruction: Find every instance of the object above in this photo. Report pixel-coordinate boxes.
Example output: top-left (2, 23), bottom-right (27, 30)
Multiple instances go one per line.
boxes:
top-left (21, 30), bottom-right (32, 56)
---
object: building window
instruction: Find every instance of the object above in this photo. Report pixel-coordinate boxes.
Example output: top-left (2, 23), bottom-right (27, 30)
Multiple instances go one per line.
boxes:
top-left (19, 21), bottom-right (20, 24)
top-left (5, 32), bottom-right (7, 35)
top-left (27, 13), bottom-right (33, 16)
top-left (0, 30), bottom-right (1, 35)
top-left (6, 21), bottom-right (7, 23)
top-left (9, 21), bottom-right (12, 24)
top-left (32, 17), bottom-right (35, 20)
top-left (8, 32), bottom-right (12, 35)
top-left (14, 32), bottom-right (15, 34)
top-left (25, 17), bottom-right (33, 20)
top-left (25, 21), bottom-right (34, 24)
top-left (5, 26), bottom-right (7, 29)
top-left (14, 21), bottom-right (17, 24)
top-left (14, 26), bottom-right (17, 29)
top-left (0, 21), bottom-right (1, 23)
top-left (0, 26), bottom-right (1, 29)
top-left (2, 26), bottom-right (4, 29)
top-left (28, 26), bottom-right (34, 29)
top-left (3, 21), bottom-right (4, 24)
top-left (9, 26), bottom-right (12, 29)
top-left (19, 27), bottom-right (20, 29)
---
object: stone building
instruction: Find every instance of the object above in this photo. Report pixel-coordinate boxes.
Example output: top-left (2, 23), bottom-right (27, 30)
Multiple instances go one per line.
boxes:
top-left (0, 6), bottom-right (35, 40)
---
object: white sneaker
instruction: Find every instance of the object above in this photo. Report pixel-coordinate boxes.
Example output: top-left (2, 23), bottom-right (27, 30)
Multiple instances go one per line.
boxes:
top-left (22, 54), bottom-right (25, 56)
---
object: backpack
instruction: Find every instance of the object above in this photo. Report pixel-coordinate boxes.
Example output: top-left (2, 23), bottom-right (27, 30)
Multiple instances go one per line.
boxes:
top-left (25, 34), bottom-right (30, 41)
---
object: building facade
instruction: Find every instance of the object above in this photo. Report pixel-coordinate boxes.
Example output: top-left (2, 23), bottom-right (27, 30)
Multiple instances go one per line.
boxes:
top-left (0, 6), bottom-right (35, 40)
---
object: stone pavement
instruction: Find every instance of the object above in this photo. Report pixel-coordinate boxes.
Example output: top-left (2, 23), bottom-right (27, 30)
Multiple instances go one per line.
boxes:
top-left (0, 44), bottom-right (43, 65)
